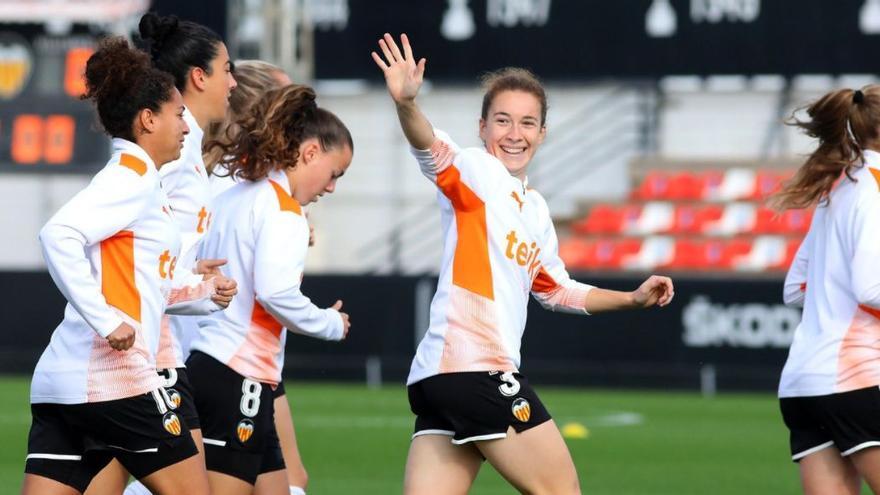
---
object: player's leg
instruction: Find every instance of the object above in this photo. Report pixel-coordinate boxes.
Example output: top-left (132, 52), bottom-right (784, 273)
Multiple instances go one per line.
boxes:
top-left (84, 460), bottom-right (128, 495)
top-left (271, 389), bottom-right (308, 492)
top-left (403, 433), bottom-right (482, 495)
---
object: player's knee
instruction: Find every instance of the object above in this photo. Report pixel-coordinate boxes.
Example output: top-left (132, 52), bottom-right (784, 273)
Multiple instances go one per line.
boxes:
top-left (289, 465), bottom-right (308, 488)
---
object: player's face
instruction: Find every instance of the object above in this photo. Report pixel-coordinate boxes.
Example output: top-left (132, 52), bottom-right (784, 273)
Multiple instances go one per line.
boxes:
top-left (203, 42), bottom-right (237, 123)
top-left (479, 90), bottom-right (546, 180)
top-left (155, 88), bottom-right (189, 166)
top-left (291, 140), bottom-right (352, 205)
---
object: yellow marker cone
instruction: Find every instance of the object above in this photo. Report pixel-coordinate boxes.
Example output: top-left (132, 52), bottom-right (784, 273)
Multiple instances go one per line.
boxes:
top-left (561, 422), bottom-right (589, 439)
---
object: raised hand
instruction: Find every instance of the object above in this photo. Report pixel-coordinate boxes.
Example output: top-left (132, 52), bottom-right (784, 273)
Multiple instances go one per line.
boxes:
top-left (631, 275), bottom-right (675, 308)
top-left (331, 299), bottom-right (351, 339)
top-left (371, 33), bottom-right (426, 104)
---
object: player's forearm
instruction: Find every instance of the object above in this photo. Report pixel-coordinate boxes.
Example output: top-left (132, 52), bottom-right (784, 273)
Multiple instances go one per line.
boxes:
top-left (583, 287), bottom-right (639, 314)
top-left (395, 99), bottom-right (434, 150)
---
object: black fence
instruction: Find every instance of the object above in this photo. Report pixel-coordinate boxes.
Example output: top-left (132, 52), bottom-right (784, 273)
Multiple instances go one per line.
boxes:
top-left (0, 271), bottom-right (793, 392)
top-left (315, 0), bottom-right (880, 80)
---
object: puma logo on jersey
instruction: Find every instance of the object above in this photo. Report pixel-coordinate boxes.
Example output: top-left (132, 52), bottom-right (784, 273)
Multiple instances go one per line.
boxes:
top-left (237, 419), bottom-right (254, 443)
top-left (510, 191), bottom-right (524, 212)
top-left (505, 230), bottom-right (541, 278)
top-left (158, 249), bottom-right (177, 280)
top-left (163, 412), bottom-right (182, 436)
top-left (511, 398), bottom-right (531, 422)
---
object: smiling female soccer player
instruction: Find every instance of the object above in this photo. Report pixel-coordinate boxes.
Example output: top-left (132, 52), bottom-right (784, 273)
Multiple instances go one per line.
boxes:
top-left (373, 33), bottom-right (675, 495)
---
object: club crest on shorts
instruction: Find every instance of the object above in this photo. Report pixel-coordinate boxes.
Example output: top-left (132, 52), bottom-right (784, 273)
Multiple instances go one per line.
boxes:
top-left (511, 398), bottom-right (531, 422)
top-left (162, 412), bottom-right (182, 436)
top-left (237, 419), bottom-right (255, 444)
top-left (166, 388), bottom-right (181, 409)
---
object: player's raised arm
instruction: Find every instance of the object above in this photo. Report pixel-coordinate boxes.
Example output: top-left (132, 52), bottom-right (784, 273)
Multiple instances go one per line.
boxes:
top-left (372, 33), bottom-right (433, 150)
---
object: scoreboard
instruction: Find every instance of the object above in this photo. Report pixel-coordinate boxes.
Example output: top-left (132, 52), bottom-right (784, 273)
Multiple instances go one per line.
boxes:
top-left (0, 24), bottom-right (107, 173)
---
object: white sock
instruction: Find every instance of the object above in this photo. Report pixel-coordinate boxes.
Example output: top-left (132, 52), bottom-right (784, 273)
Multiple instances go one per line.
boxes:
top-left (290, 487), bottom-right (306, 495)
top-left (124, 481), bottom-right (154, 495)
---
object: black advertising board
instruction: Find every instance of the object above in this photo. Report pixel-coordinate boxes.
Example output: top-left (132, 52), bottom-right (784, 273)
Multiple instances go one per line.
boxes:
top-left (313, 0), bottom-right (880, 80)
top-left (1, 271), bottom-right (793, 391)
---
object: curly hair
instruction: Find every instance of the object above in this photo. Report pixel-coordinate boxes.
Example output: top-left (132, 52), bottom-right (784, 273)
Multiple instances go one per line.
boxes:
top-left (82, 36), bottom-right (175, 141)
top-left (205, 84), bottom-right (352, 182)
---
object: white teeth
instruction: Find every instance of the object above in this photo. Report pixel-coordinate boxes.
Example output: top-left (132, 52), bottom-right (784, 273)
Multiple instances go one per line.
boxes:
top-left (500, 146), bottom-right (525, 155)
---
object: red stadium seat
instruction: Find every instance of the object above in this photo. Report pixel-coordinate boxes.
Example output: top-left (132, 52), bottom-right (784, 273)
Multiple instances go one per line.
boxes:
top-left (667, 171), bottom-right (704, 200)
top-left (573, 204), bottom-right (626, 234)
top-left (632, 171), bottom-right (670, 200)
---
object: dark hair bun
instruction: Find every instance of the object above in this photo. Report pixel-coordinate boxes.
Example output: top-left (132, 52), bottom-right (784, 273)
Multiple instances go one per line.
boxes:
top-left (138, 12), bottom-right (179, 59)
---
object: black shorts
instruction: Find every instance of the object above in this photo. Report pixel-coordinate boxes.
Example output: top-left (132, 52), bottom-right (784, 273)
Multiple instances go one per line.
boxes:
top-left (186, 351), bottom-right (285, 484)
top-left (273, 381), bottom-right (286, 399)
top-left (780, 386), bottom-right (880, 461)
top-left (408, 371), bottom-right (551, 444)
top-left (24, 390), bottom-right (197, 492)
top-left (157, 367), bottom-right (200, 430)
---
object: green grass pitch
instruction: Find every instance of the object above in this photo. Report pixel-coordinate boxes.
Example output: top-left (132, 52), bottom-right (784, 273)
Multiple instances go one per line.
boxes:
top-left (0, 376), bottom-right (813, 493)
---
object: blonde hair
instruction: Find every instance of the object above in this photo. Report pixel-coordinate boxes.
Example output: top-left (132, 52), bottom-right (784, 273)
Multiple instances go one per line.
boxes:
top-left (203, 59), bottom-right (288, 172)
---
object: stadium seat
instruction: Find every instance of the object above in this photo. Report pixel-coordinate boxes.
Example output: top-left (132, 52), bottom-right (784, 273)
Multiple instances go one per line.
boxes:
top-left (622, 236), bottom-right (675, 270)
top-left (632, 170), bottom-right (670, 200)
top-left (623, 201), bottom-right (675, 235)
top-left (708, 168), bottom-right (756, 202)
top-left (703, 202), bottom-right (757, 236)
top-left (733, 235), bottom-right (788, 271)
top-left (573, 204), bottom-right (625, 234)
top-left (667, 171), bottom-right (704, 200)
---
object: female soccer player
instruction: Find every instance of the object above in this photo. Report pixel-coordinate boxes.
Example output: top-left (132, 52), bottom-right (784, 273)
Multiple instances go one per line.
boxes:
top-left (372, 33), bottom-right (674, 494)
top-left (86, 14), bottom-right (239, 495)
top-left (189, 84), bottom-right (352, 494)
top-left (203, 59), bottom-right (312, 495)
top-left (777, 86), bottom-right (880, 495)
top-left (22, 36), bottom-right (232, 495)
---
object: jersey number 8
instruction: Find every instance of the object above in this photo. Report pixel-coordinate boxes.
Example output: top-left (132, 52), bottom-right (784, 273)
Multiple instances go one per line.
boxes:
top-left (240, 378), bottom-right (262, 417)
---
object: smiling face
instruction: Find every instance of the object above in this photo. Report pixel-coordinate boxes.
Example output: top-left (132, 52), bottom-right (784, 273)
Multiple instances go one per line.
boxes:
top-left (286, 138), bottom-right (353, 205)
top-left (478, 89), bottom-right (546, 180)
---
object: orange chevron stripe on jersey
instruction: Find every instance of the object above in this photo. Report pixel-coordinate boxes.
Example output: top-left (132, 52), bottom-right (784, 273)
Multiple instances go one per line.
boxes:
top-left (436, 165), bottom-right (494, 300)
top-left (269, 179), bottom-right (303, 215)
top-left (119, 153), bottom-right (147, 176)
top-left (100, 230), bottom-right (140, 322)
top-left (251, 301), bottom-right (283, 339)
top-left (869, 168), bottom-right (880, 190)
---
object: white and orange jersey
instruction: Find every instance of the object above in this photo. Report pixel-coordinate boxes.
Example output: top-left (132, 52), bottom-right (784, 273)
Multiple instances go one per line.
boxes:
top-left (779, 150), bottom-right (880, 398)
top-left (31, 139), bottom-right (216, 405)
top-left (156, 107), bottom-right (212, 368)
top-left (191, 168), bottom-right (345, 385)
top-left (407, 130), bottom-right (594, 386)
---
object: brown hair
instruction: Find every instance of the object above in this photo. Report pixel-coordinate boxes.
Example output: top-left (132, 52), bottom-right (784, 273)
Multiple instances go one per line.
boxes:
top-left (203, 60), bottom-right (287, 172)
top-left (205, 84), bottom-right (352, 182)
top-left (82, 36), bottom-right (175, 141)
top-left (772, 86), bottom-right (880, 210)
top-left (480, 67), bottom-right (547, 126)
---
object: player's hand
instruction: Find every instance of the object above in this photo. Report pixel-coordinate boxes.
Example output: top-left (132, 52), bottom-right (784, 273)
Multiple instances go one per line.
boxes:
top-left (631, 275), bottom-right (674, 308)
top-left (371, 33), bottom-right (426, 104)
top-left (196, 258), bottom-right (227, 278)
top-left (210, 276), bottom-right (238, 308)
top-left (331, 299), bottom-right (351, 339)
top-left (107, 322), bottom-right (136, 351)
